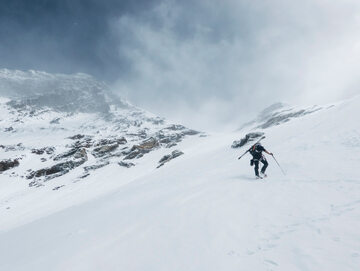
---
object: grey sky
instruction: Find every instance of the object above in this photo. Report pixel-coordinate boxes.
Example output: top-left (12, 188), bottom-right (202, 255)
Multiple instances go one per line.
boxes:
top-left (1, 0), bottom-right (360, 130)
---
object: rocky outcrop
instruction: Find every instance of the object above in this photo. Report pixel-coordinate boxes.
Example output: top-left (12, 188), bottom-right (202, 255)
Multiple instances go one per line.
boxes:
top-left (91, 137), bottom-right (127, 158)
top-left (257, 109), bottom-right (321, 129)
top-left (0, 143), bottom-right (25, 152)
top-left (50, 118), bottom-right (60, 124)
top-left (239, 103), bottom-right (323, 130)
top-left (0, 69), bottom-right (203, 186)
top-left (0, 159), bottom-right (20, 172)
top-left (53, 185), bottom-right (65, 190)
top-left (71, 138), bottom-right (93, 149)
top-left (118, 161), bottom-right (135, 168)
top-left (124, 137), bottom-right (159, 160)
top-left (254, 103), bottom-right (322, 129)
top-left (73, 148), bottom-right (88, 160)
top-left (164, 124), bottom-right (199, 135)
top-left (156, 132), bottom-right (183, 145)
top-left (68, 134), bottom-right (86, 140)
top-left (157, 150), bottom-right (184, 168)
top-left (27, 148), bottom-right (88, 183)
top-left (92, 144), bottom-right (119, 158)
top-left (27, 159), bottom-right (86, 183)
top-left (31, 147), bottom-right (55, 155)
top-left (155, 126), bottom-right (200, 148)
top-left (94, 137), bottom-right (127, 147)
top-left (231, 132), bottom-right (265, 148)
top-left (83, 161), bottom-right (110, 172)
top-left (54, 148), bottom-right (81, 161)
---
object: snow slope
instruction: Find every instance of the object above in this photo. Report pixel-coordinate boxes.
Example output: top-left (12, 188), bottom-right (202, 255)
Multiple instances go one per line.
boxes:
top-left (1, 73), bottom-right (360, 270)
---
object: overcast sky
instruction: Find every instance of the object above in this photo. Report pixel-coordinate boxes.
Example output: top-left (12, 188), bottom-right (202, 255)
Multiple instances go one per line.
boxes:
top-left (1, 0), bottom-right (360, 130)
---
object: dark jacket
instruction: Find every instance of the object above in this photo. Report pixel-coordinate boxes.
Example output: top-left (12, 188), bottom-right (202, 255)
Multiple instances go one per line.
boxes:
top-left (249, 144), bottom-right (266, 160)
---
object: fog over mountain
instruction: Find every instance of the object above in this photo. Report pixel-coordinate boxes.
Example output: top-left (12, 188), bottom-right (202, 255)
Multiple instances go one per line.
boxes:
top-left (1, 2), bottom-right (360, 268)
top-left (1, 69), bottom-right (359, 270)
top-left (1, 0), bottom-right (360, 129)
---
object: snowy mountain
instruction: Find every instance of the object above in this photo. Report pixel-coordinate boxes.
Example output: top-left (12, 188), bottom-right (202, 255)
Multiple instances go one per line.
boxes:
top-left (0, 69), bottom-right (201, 187)
top-left (0, 69), bottom-right (120, 113)
top-left (1, 70), bottom-right (360, 271)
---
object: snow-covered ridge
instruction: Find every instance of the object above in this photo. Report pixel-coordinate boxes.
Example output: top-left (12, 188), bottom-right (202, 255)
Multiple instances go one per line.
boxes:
top-left (0, 69), bottom-right (203, 188)
top-left (1, 94), bottom-right (359, 270)
top-left (0, 69), bottom-right (102, 97)
top-left (241, 101), bottom-right (325, 130)
top-left (0, 69), bottom-right (337, 189)
top-left (0, 69), bottom-right (128, 113)
top-left (1, 69), bottom-right (360, 271)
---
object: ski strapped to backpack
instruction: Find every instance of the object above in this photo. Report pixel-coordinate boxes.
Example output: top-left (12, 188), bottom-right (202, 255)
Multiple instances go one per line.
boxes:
top-left (237, 136), bottom-right (266, 160)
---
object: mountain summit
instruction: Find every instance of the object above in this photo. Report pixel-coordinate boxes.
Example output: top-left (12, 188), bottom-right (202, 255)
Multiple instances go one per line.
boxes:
top-left (0, 69), bottom-right (201, 188)
top-left (0, 69), bottom-right (127, 113)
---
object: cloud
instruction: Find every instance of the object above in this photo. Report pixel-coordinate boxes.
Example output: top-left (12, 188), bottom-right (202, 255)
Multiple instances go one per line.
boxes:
top-left (111, 0), bottom-right (360, 130)
top-left (0, 0), bottom-right (161, 80)
top-left (1, 0), bottom-right (360, 130)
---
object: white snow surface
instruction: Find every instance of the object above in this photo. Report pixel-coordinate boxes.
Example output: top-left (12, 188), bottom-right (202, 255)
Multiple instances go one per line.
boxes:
top-left (1, 93), bottom-right (360, 270)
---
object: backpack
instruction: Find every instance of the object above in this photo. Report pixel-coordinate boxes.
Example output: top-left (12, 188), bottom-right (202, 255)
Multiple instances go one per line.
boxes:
top-left (249, 143), bottom-right (261, 155)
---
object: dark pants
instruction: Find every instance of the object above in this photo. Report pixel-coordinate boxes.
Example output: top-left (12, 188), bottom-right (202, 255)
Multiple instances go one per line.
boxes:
top-left (253, 158), bottom-right (268, 176)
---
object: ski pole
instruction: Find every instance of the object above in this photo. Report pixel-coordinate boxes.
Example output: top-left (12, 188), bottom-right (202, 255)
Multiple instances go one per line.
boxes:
top-left (271, 154), bottom-right (286, 175)
top-left (238, 136), bottom-right (265, 160)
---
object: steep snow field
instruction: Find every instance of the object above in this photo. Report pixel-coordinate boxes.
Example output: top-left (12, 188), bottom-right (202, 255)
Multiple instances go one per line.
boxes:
top-left (1, 95), bottom-right (360, 271)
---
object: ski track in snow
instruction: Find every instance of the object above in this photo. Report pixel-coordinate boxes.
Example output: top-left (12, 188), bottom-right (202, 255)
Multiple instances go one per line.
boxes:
top-left (1, 94), bottom-right (360, 270)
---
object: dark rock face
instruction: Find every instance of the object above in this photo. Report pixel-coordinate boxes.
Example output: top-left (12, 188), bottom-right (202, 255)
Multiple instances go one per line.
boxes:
top-left (155, 126), bottom-right (199, 148)
top-left (52, 147), bottom-right (87, 161)
top-left (27, 159), bottom-right (86, 181)
top-left (157, 150), bottom-right (184, 168)
top-left (66, 134), bottom-right (94, 149)
top-left (70, 137), bottom-right (93, 149)
top-left (90, 137), bottom-right (127, 158)
top-left (164, 125), bottom-right (199, 135)
top-left (165, 142), bottom-right (178, 148)
top-left (31, 147), bottom-right (55, 155)
top-left (231, 132), bottom-right (265, 148)
top-left (256, 106), bottom-right (322, 129)
top-left (166, 124), bottom-right (186, 131)
top-left (240, 103), bottom-right (323, 130)
top-left (0, 159), bottom-right (20, 172)
top-left (50, 118), bottom-right (60, 124)
top-left (53, 185), bottom-right (65, 190)
top-left (118, 161), bottom-right (135, 168)
top-left (124, 137), bottom-right (159, 160)
top-left (0, 143), bottom-right (25, 152)
top-left (92, 144), bottom-right (119, 158)
top-left (94, 137), bottom-right (127, 147)
top-left (182, 129), bottom-right (199, 136)
top-left (54, 148), bottom-right (80, 161)
top-left (27, 148), bottom-right (88, 183)
top-left (156, 132), bottom-right (183, 145)
top-left (258, 110), bottom-right (305, 129)
top-left (84, 161), bottom-right (110, 172)
top-left (78, 173), bottom-right (90, 179)
top-left (73, 148), bottom-right (88, 160)
top-left (68, 134), bottom-right (86, 140)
